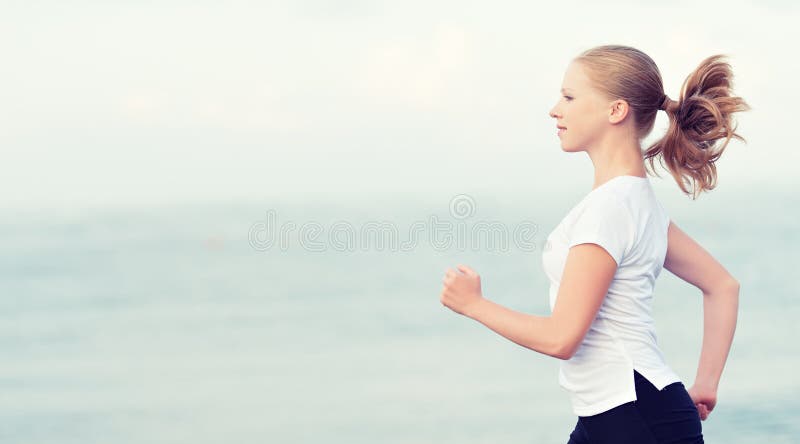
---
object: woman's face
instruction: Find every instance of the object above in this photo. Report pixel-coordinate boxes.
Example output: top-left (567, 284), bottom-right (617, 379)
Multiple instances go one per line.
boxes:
top-left (549, 61), bottom-right (610, 152)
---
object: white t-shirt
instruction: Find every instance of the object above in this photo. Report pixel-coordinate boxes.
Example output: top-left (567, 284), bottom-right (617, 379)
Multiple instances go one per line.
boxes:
top-left (541, 175), bottom-right (682, 417)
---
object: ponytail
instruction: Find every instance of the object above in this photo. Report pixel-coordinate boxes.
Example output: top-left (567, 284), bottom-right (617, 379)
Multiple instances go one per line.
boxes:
top-left (643, 55), bottom-right (750, 200)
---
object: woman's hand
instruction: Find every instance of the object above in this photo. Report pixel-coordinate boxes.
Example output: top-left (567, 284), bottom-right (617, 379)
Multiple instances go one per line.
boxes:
top-left (686, 382), bottom-right (717, 421)
top-left (440, 264), bottom-right (484, 317)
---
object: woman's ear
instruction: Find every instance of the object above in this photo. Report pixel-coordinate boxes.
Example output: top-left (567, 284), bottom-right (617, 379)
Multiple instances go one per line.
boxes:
top-left (608, 99), bottom-right (629, 124)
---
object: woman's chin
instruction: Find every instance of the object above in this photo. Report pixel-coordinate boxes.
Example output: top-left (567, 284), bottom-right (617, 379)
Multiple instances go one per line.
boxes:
top-left (557, 137), bottom-right (584, 152)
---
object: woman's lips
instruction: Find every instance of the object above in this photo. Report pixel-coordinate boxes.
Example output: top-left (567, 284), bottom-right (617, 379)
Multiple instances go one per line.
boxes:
top-left (557, 128), bottom-right (566, 137)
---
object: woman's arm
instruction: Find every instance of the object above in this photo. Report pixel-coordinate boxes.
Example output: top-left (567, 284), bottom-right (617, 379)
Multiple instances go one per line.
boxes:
top-left (440, 265), bottom-right (566, 359)
top-left (696, 281), bottom-right (740, 392)
top-left (465, 298), bottom-right (564, 359)
top-left (664, 220), bottom-right (740, 392)
top-left (446, 242), bottom-right (618, 361)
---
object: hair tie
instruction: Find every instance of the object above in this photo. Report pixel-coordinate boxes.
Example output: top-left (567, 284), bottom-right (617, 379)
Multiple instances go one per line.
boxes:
top-left (659, 94), bottom-right (676, 112)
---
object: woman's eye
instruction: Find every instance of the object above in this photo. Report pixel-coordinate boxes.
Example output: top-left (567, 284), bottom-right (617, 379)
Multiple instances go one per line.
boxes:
top-left (563, 96), bottom-right (573, 101)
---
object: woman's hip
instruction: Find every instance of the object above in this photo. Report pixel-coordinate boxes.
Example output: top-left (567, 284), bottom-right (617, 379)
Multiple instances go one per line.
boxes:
top-left (566, 370), bottom-right (704, 444)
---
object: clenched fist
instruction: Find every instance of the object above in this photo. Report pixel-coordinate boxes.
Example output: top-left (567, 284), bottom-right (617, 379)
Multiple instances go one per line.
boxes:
top-left (440, 264), bottom-right (484, 317)
top-left (687, 382), bottom-right (717, 421)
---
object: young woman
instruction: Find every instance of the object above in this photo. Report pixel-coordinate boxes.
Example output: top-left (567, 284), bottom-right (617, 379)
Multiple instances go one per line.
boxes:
top-left (439, 44), bottom-right (747, 443)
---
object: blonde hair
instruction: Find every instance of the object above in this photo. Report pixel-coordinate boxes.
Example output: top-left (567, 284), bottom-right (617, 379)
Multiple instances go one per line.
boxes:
top-left (574, 45), bottom-right (750, 200)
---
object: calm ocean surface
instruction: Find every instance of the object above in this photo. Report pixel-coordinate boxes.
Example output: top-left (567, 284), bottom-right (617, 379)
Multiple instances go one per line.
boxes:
top-left (1, 186), bottom-right (797, 443)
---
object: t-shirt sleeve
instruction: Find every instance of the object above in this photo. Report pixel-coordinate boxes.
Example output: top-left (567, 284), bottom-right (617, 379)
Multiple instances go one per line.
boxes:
top-left (568, 196), bottom-right (634, 266)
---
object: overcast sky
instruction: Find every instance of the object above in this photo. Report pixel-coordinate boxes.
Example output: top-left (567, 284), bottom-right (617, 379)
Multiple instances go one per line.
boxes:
top-left (1, 0), bottom-right (796, 210)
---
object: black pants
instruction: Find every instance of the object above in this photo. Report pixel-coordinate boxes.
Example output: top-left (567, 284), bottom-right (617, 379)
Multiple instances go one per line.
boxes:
top-left (566, 370), bottom-right (704, 444)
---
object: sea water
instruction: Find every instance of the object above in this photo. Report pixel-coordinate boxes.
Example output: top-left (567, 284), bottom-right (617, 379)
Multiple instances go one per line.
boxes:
top-left (1, 186), bottom-right (796, 443)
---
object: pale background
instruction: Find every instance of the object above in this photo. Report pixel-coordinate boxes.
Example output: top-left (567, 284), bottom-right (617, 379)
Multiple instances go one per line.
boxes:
top-left (1, 1), bottom-right (797, 443)
top-left (1, 0), bottom-right (793, 209)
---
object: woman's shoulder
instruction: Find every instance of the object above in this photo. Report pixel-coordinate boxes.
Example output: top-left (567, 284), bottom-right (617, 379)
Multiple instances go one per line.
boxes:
top-left (581, 186), bottom-right (632, 214)
top-left (587, 177), bottom-right (654, 212)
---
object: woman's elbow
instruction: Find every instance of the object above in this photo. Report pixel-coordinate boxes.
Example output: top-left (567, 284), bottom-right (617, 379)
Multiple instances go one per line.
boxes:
top-left (705, 276), bottom-right (740, 297)
top-left (726, 277), bottom-right (741, 293)
top-left (555, 340), bottom-right (577, 361)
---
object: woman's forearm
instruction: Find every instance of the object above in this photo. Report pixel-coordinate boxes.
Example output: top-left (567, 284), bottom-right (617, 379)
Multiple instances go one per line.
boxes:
top-left (695, 282), bottom-right (740, 391)
top-left (466, 297), bottom-right (564, 359)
